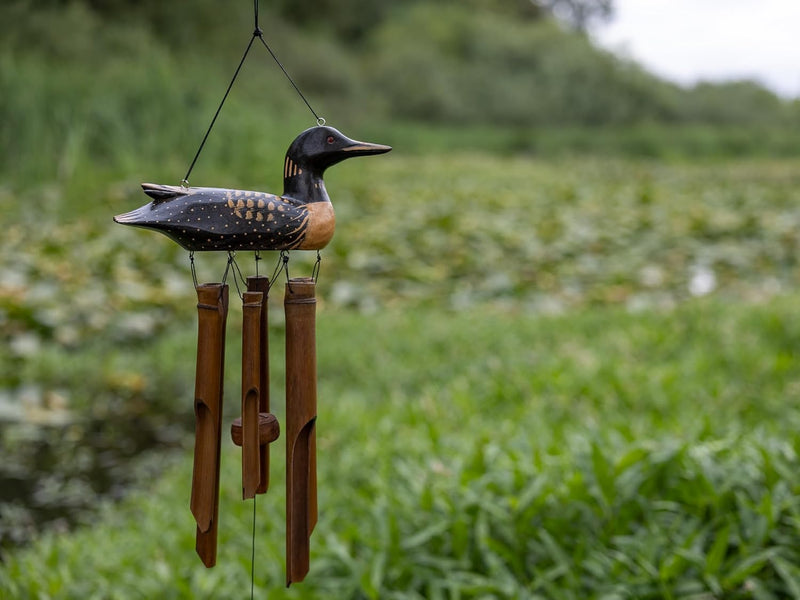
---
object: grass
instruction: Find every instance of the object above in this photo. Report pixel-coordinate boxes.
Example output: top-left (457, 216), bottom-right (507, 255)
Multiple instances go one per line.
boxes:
top-left (4, 149), bottom-right (800, 595)
top-left (2, 299), bottom-right (800, 597)
top-left (5, 22), bottom-right (800, 590)
top-left (7, 153), bottom-right (800, 322)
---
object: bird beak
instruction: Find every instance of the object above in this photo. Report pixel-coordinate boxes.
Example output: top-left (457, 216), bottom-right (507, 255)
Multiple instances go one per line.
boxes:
top-left (320, 136), bottom-right (391, 169)
top-left (340, 139), bottom-right (392, 156)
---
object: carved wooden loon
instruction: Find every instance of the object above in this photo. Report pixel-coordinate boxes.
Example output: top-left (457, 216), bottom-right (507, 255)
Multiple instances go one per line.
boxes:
top-left (113, 126), bottom-right (391, 251)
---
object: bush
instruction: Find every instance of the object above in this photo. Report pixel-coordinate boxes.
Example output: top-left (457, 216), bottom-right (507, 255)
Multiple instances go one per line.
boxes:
top-left (363, 4), bottom-right (678, 127)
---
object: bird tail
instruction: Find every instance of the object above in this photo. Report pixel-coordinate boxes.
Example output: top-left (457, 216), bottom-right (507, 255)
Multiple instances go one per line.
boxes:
top-left (142, 182), bottom-right (189, 202)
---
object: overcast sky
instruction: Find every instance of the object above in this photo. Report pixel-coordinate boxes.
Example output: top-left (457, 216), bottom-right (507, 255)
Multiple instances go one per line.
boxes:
top-left (591, 0), bottom-right (800, 98)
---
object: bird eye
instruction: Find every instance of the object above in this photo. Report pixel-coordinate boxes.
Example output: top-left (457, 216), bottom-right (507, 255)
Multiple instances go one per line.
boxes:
top-left (326, 136), bottom-right (335, 144)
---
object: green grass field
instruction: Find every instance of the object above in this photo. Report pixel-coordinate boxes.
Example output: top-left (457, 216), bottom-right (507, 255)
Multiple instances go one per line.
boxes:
top-left (2, 301), bottom-right (800, 598)
top-left (3, 150), bottom-right (800, 598)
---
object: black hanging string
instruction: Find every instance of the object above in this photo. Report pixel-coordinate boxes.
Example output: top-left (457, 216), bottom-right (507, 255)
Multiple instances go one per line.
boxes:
top-left (282, 250), bottom-right (292, 291)
top-left (312, 250), bottom-right (322, 282)
top-left (250, 496), bottom-right (257, 600)
top-left (231, 254), bottom-right (248, 293)
top-left (221, 252), bottom-right (250, 300)
top-left (220, 251), bottom-right (242, 299)
top-left (255, 34), bottom-right (324, 125)
top-left (252, 0), bottom-right (322, 125)
top-left (251, 14), bottom-right (262, 594)
top-left (268, 250), bottom-right (291, 293)
top-left (182, 35), bottom-right (258, 186)
top-left (181, 0), bottom-right (323, 186)
top-left (189, 252), bottom-right (199, 289)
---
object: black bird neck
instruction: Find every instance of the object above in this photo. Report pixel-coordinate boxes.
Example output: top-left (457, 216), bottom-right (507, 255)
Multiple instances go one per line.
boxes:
top-left (282, 156), bottom-right (329, 204)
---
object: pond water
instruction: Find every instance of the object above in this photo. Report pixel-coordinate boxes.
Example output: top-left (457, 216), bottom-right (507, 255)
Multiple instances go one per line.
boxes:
top-left (0, 416), bottom-right (187, 555)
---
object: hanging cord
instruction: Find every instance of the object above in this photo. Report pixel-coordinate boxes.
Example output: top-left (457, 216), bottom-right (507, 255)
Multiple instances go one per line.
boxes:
top-left (182, 35), bottom-right (258, 186)
top-left (252, 0), bottom-right (321, 124)
top-left (182, 0), bottom-right (323, 186)
top-left (220, 252), bottom-right (233, 286)
top-left (231, 253), bottom-right (248, 295)
top-left (220, 251), bottom-right (248, 299)
top-left (190, 252), bottom-right (248, 299)
top-left (250, 495), bottom-right (257, 600)
top-left (312, 250), bottom-right (322, 283)
top-left (267, 250), bottom-right (291, 293)
top-left (219, 251), bottom-right (244, 300)
top-left (255, 33), bottom-right (324, 125)
top-left (189, 252), bottom-right (199, 289)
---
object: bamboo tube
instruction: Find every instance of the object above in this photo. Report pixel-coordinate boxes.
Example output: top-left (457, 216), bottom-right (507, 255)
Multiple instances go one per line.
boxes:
top-left (190, 283), bottom-right (229, 568)
top-left (284, 277), bottom-right (318, 586)
top-left (241, 291), bottom-right (263, 500)
top-left (247, 275), bottom-right (271, 494)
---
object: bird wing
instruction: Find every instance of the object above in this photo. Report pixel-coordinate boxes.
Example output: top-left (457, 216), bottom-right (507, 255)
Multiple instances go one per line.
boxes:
top-left (178, 188), bottom-right (309, 250)
top-left (219, 190), bottom-right (310, 248)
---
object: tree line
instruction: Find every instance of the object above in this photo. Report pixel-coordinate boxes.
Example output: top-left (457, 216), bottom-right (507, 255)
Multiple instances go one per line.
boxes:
top-left (3, 0), bottom-right (797, 134)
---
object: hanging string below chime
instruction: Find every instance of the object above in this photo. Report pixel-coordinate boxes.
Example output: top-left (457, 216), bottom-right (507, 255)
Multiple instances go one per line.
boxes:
top-left (112, 0), bottom-right (391, 588)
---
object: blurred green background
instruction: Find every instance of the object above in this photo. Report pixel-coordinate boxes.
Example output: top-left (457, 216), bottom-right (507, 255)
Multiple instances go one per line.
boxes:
top-left (3, 0), bottom-right (800, 597)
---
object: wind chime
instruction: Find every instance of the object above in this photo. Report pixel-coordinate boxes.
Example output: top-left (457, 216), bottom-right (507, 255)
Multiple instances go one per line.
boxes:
top-left (113, 1), bottom-right (390, 587)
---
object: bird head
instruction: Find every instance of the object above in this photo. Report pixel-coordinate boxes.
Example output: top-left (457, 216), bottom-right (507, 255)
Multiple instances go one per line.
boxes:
top-left (285, 126), bottom-right (392, 174)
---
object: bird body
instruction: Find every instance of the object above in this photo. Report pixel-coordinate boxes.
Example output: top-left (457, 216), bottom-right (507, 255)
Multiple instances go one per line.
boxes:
top-left (117, 183), bottom-right (334, 251)
top-left (114, 126), bottom-right (390, 251)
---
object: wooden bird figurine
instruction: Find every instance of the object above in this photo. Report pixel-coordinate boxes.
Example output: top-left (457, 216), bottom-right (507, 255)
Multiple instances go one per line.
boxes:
top-left (113, 126), bottom-right (391, 251)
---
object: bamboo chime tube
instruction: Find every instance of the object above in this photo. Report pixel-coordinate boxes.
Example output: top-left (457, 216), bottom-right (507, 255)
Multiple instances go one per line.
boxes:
top-left (231, 276), bottom-right (279, 494)
top-left (247, 275), bottom-right (271, 494)
top-left (241, 291), bottom-right (263, 499)
top-left (284, 277), bottom-right (318, 586)
top-left (190, 283), bottom-right (229, 568)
